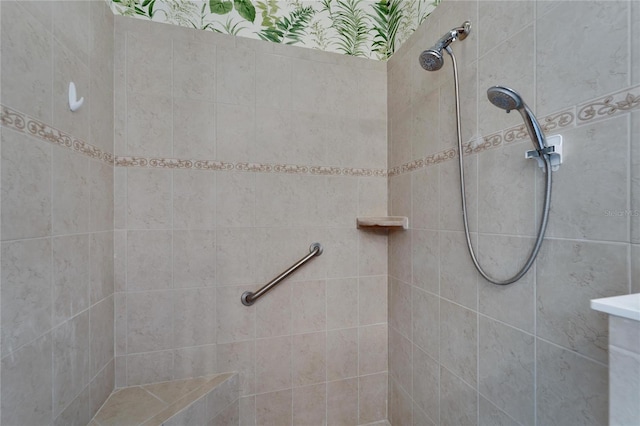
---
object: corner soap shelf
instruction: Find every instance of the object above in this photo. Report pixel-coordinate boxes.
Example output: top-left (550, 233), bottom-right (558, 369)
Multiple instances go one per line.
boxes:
top-left (356, 216), bottom-right (409, 230)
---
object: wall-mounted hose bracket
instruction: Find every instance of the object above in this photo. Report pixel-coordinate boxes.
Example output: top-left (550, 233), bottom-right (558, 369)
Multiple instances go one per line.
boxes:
top-left (526, 134), bottom-right (563, 172)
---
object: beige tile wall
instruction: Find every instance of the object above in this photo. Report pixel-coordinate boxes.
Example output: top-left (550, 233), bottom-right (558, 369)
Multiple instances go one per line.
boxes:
top-left (113, 16), bottom-right (389, 425)
top-left (0, 1), bottom-right (115, 425)
top-left (387, 1), bottom-right (638, 425)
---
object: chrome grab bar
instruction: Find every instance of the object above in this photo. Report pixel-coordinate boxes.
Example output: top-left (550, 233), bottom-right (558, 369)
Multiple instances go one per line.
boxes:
top-left (241, 242), bottom-right (323, 306)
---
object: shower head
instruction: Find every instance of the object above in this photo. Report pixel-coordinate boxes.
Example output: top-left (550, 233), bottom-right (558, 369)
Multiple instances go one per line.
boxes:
top-left (487, 86), bottom-right (546, 151)
top-left (419, 49), bottom-right (444, 71)
top-left (487, 86), bottom-right (523, 112)
top-left (419, 21), bottom-right (471, 71)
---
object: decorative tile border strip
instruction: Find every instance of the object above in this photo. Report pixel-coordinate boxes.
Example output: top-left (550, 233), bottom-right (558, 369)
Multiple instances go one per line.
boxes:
top-left (0, 105), bottom-right (114, 165)
top-left (0, 104), bottom-right (386, 177)
top-left (116, 156), bottom-right (387, 177)
top-left (389, 84), bottom-right (639, 177)
top-left (115, 156), bottom-right (235, 171)
top-left (503, 108), bottom-right (576, 145)
top-left (577, 86), bottom-right (640, 125)
top-left (4, 84), bottom-right (638, 178)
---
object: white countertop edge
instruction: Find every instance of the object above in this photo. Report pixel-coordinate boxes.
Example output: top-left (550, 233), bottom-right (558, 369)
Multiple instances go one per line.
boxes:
top-left (591, 293), bottom-right (640, 322)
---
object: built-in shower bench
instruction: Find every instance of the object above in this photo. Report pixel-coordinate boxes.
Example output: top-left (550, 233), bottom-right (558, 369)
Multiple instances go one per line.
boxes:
top-left (88, 372), bottom-right (239, 426)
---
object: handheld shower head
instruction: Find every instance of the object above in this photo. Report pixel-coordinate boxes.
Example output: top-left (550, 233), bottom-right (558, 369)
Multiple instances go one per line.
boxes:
top-left (487, 86), bottom-right (546, 151)
top-left (419, 21), bottom-right (471, 71)
top-left (487, 86), bottom-right (523, 112)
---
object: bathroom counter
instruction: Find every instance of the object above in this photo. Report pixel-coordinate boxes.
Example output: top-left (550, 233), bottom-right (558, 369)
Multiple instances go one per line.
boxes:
top-left (591, 293), bottom-right (640, 321)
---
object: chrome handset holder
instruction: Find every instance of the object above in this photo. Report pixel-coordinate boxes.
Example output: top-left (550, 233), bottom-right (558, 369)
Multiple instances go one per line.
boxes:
top-left (526, 134), bottom-right (563, 172)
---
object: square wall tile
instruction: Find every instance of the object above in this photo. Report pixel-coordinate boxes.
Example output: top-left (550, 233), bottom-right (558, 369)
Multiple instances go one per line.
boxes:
top-left (173, 170), bottom-right (216, 230)
top-left (292, 332), bottom-right (326, 387)
top-left (255, 336), bottom-right (291, 394)
top-left (1, 1), bottom-right (53, 122)
top-left (440, 300), bottom-right (477, 387)
top-left (291, 280), bottom-right (326, 334)
top-left (126, 231), bottom-right (172, 291)
top-left (359, 275), bottom-right (387, 326)
top-left (327, 378), bottom-right (358, 426)
top-left (1, 333), bottom-right (53, 426)
top-left (53, 311), bottom-right (90, 417)
top-left (173, 288), bottom-right (216, 348)
top-left (255, 389), bottom-right (292, 426)
top-left (127, 291), bottom-right (173, 354)
top-left (173, 230), bottom-right (216, 288)
top-left (293, 384), bottom-right (325, 426)
top-left (53, 235), bottom-right (90, 326)
top-left (327, 328), bottom-right (358, 381)
top-left (52, 148), bottom-right (90, 235)
top-left (479, 317), bottom-right (534, 426)
top-left (1, 129), bottom-right (52, 240)
top-left (327, 278), bottom-right (358, 330)
top-left (216, 45), bottom-right (255, 106)
top-left (1, 238), bottom-right (52, 357)
top-left (126, 168), bottom-right (172, 229)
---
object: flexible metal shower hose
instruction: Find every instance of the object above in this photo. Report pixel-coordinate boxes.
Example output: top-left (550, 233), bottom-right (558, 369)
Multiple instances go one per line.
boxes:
top-left (445, 46), bottom-right (552, 285)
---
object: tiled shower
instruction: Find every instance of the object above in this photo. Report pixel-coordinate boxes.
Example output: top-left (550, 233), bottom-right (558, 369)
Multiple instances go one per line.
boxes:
top-left (387, 1), bottom-right (639, 424)
top-left (1, 1), bottom-right (639, 426)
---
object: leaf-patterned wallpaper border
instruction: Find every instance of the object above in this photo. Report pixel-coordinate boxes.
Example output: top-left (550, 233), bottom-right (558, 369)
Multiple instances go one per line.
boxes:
top-left (109, 0), bottom-right (441, 60)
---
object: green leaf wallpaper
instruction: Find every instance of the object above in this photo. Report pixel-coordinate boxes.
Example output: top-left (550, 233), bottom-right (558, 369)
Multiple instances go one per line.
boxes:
top-left (110, 0), bottom-right (441, 60)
